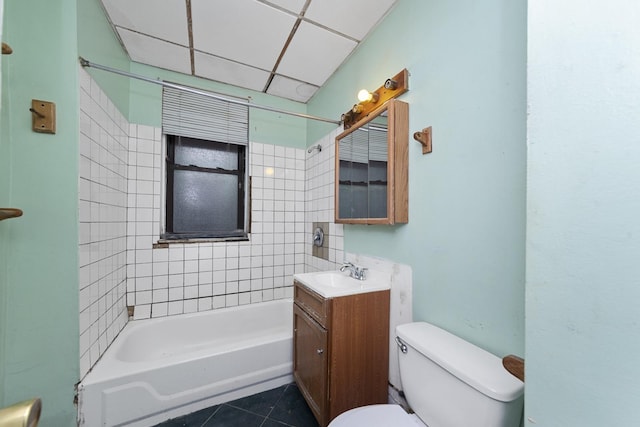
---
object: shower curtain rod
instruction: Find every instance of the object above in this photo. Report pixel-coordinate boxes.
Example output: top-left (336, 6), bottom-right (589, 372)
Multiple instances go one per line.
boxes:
top-left (79, 57), bottom-right (340, 125)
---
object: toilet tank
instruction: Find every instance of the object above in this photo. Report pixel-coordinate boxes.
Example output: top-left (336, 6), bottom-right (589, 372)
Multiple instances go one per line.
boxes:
top-left (396, 322), bottom-right (524, 427)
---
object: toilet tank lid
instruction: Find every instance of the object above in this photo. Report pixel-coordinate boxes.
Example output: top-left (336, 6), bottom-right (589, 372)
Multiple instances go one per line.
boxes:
top-left (396, 322), bottom-right (524, 402)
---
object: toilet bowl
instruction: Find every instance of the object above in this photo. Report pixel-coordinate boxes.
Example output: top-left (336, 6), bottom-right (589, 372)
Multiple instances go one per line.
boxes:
top-left (328, 404), bottom-right (424, 427)
top-left (328, 322), bottom-right (524, 427)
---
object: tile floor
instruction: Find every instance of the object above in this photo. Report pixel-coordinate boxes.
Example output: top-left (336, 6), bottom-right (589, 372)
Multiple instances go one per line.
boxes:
top-left (154, 383), bottom-right (319, 427)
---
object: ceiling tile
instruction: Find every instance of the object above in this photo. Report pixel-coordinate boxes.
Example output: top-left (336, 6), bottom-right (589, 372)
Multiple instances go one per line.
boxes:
top-left (99, 0), bottom-right (395, 103)
top-left (305, 0), bottom-right (397, 40)
top-left (260, 0), bottom-right (306, 15)
top-left (191, 0), bottom-right (296, 71)
top-left (117, 28), bottom-right (192, 75)
top-left (276, 21), bottom-right (356, 86)
top-left (101, 0), bottom-right (189, 46)
top-left (267, 75), bottom-right (319, 103)
top-left (194, 52), bottom-right (271, 92)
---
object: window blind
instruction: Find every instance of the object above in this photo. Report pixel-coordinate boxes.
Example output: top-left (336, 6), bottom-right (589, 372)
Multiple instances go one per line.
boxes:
top-left (339, 125), bottom-right (388, 164)
top-left (368, 125), bottom-right (388, 162)
top-left (162, 85), bottom-right (249, 145)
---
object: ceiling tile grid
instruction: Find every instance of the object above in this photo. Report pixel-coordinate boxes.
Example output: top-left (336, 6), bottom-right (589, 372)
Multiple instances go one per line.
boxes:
top-left (275, 21), bottom-right (357, 87)
top-left (304, 0), bottom-right (398, 41)
top-left (102, 0), bottom-right (189, 46)
top-left (194, 51), bottom-right (271, 92)
top-left (260, 0), bottom-right (306, 15)
top-left (266, 75), bottom-right (319, 103)
top-left (99, 0), bottom-right (398, 103)
top-left (191, 0), bottom-right (296, 71)
top-left (117, 28), bottom-right (192, 75)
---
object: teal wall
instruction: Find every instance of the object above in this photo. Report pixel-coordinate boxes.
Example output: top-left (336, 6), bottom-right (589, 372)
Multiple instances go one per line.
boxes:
top-left (77, 0), bottom-right (131, 117)
top-left (527, 0), bottom-right (640, 424)
top-left (308, 0), bottom-right (527, 357)
top-left (0, 1), bottom-right (79, 425)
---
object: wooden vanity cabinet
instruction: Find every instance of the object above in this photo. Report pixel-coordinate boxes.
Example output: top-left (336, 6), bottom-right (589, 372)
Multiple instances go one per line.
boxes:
top-left (293, 280), bottom-right (390, 427)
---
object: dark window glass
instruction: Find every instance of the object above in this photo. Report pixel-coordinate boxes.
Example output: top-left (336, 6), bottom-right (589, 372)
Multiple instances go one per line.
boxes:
top-left (165, 135), bottom-right (246, 239)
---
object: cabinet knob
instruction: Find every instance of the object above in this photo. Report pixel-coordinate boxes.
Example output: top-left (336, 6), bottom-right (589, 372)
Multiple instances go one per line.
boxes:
top-left (317, 349), bottom-right (324, 355)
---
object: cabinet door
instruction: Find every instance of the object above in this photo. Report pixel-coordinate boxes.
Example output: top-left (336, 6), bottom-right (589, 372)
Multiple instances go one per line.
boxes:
top-left (335, 99), bottom-right (409, 224)
top-left (293, 304), bottom-right (328, 426)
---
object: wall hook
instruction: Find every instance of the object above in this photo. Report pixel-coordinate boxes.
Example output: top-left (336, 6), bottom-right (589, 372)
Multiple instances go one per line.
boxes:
top-left (30, 99), bottom-right (56, 134)
top-left (413, 126), bottom-right (432, 154)
top-left (29, 108), bottom-right (45, 118)
top-left (2, 42), bottom-right (13, 55)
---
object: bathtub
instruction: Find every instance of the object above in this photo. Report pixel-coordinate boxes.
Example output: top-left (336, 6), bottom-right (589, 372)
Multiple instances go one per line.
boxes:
top-left (78, 299), bottom-right (293, 427)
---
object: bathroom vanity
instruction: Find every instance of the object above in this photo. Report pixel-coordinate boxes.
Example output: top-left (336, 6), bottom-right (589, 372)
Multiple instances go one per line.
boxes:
top-left (292, 273), bottom-right (390, 427)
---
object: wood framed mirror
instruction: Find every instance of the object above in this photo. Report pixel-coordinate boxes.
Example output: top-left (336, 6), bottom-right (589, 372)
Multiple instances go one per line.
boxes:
top-left (335, 99), bottom-right (408, 224)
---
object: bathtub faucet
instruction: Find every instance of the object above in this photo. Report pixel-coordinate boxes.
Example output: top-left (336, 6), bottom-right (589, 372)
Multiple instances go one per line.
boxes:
top-left (340, 262), bottom-right (367, 281)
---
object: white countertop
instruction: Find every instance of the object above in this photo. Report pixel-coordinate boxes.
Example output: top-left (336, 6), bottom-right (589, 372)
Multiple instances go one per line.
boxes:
top-left (293, 269), bottom-right (391, 298)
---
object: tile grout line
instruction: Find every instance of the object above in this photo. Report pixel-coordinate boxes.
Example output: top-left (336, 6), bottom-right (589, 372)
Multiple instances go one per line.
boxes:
top-left (200, 405), bottom-right (222, 427)
top-left (260, 384), bottom-right (290, 427)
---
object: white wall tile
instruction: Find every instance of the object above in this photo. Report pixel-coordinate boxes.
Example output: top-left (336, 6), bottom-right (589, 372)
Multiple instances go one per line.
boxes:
top-left (78, 67), bottom-right (129, 379)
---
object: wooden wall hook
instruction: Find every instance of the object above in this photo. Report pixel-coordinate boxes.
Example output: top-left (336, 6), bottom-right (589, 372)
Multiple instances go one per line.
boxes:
top-left (413, 126), bottom-right (432, 154)
top-left (30, 99), bottom-right (56, 134)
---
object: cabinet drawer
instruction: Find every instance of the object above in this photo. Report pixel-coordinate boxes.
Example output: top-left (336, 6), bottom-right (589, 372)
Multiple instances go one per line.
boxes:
top-left (294, 281), bottom-right (329, 327)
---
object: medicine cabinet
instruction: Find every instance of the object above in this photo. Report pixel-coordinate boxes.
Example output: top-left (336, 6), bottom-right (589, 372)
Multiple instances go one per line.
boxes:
top-left (335, 99), bottom-right (408, 224)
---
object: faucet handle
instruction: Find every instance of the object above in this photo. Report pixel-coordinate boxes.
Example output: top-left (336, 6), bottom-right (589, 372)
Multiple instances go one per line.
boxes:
top-left (356, 267), bottom-right (368, 280)
top-left (340, 261), bottom-right (354, 272)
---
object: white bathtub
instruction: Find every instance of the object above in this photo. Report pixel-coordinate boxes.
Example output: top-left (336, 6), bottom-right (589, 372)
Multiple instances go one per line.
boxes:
top-left (78, 299), bottom-right (293, 427)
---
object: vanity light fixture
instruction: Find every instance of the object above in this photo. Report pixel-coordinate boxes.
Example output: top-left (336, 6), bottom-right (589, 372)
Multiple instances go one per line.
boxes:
top-left (340, 69), bottom-right (409, 129)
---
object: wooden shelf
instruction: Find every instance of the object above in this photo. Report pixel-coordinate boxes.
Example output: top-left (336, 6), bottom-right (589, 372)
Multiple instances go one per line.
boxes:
top-left (0, 208), bottom-right (23, 221)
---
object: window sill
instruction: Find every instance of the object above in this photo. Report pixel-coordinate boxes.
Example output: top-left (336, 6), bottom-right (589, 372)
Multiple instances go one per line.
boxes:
top-left (155, 236), bottom-right (250, 247)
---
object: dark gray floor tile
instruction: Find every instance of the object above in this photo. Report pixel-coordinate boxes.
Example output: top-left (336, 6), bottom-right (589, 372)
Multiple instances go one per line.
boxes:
top-left (154, 405), bottom-right (219, 427)
top-left (260, 419), bottom-right (293, 427)
top-left (226, 385), bottom-right (287, 416)
top-left (268, 384), bottom-right (319, 427)
top-left (152, 383), bottom-right (318, 427)
top-left (202, 405), bottom-right (265, 427)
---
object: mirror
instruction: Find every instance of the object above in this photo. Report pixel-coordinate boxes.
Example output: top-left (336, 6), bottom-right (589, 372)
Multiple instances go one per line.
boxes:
top-left (335, 99), bottom-right (408, 224)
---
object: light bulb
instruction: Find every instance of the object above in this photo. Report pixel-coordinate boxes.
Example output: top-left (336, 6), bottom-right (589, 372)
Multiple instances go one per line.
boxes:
top-left (357, 89), bottom-right (373, 102)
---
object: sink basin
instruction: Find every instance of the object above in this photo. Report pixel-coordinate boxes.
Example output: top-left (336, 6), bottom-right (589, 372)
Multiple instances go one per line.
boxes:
top-left (293, 269), bottom-right (391, 298)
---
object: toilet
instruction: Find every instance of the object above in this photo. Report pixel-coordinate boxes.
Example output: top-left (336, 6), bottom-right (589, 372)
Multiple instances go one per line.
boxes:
top-left (328, 322), bottom-right (524, 427)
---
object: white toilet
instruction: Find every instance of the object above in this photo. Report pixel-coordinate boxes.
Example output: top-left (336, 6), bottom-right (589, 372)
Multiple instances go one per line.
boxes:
top-left (328, 322), bottom-right (524, 427)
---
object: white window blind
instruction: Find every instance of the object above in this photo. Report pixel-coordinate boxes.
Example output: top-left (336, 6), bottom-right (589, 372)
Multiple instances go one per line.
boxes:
top-left (162, 86), bottom-right (249, 145)
top-left (368, 125), bottom-right (388, 162)
top-left (339, 125), bottom-right (388, 164)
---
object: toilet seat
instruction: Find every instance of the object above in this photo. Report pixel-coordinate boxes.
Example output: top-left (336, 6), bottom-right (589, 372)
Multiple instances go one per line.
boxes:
top-left (328, 404), bottom-right (425, 427)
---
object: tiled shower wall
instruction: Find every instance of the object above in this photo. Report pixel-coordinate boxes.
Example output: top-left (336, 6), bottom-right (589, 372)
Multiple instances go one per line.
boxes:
top-left (126, 129), bottom-right (307, 319)
top-left (305, 129), bottom-right (344, 272)
top-left (78, 67), bottom-right (129, 377)
top-left (78, 68), bottom-right (344, 376)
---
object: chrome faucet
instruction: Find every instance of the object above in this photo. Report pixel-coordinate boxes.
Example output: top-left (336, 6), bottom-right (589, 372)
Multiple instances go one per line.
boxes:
top-left (340, 261), bottom-right (368, 281)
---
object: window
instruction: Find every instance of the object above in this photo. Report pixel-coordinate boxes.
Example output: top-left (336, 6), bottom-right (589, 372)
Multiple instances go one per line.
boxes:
top-left (161, 85), bottom-right (249, 240)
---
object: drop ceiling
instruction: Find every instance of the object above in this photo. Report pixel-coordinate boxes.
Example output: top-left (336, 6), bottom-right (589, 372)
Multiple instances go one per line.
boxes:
top-left (100, 0), bottom-right (398, 103)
